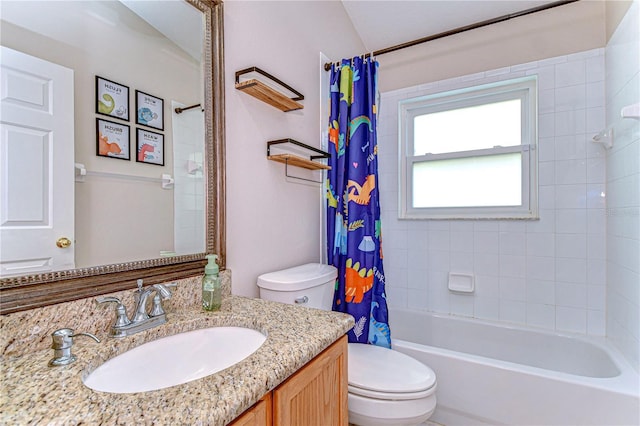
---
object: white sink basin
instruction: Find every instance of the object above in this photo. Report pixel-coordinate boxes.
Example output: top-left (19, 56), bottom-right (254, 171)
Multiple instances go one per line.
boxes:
top-left (83, 326), bottom-right (266, 393)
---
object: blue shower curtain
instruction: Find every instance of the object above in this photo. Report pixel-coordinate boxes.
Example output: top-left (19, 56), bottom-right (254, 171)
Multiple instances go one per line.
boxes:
top-left (326, 56), bottom-right (391, 348)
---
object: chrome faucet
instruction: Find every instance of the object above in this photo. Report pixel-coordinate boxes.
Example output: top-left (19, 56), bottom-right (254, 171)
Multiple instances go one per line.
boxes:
top-left (97, 280), bottom-right (176, 338)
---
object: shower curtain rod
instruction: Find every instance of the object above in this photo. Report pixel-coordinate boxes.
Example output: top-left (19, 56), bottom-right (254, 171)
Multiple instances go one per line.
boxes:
top-left (323, 0), bottom-right (579, 71)
top-left (174, 103), bottom-right (203, 114)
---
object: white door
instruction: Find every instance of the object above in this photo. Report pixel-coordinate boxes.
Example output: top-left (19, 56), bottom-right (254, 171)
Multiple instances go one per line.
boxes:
top-left (0, 46), bottom-right (75, 277)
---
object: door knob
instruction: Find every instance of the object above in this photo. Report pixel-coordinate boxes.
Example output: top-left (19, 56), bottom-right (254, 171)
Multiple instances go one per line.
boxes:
top-left (56, 237), bottom-right (72, 248)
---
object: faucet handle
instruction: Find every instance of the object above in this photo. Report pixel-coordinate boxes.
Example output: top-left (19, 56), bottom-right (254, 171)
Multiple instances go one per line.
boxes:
top-left (149, 294), bottom-right (166, 317)
top-left (96, 296), bottom-right (121, 305)
top-left (96, 296), bottom-right (131, 327)
top-left (152, 283), bottom-right (173, 299)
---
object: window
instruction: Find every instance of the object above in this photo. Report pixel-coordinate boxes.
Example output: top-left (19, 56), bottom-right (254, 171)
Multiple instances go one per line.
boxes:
top-left (399, 76), bottom-right (538, 219)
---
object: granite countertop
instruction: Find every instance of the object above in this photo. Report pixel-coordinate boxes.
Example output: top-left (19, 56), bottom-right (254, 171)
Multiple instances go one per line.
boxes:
top-left (0, 295), bottom-right (354, 425)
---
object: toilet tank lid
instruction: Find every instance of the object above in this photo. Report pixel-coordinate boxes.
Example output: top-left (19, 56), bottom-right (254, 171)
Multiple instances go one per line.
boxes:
top-left (257, 263), bottom-right (337, 291)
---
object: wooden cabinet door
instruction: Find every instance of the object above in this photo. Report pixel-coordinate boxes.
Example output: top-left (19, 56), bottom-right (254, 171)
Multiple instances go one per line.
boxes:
top-left (230, 394), bottom-right (272, 426)
top-left (273, 336), bottom-right (348, 426)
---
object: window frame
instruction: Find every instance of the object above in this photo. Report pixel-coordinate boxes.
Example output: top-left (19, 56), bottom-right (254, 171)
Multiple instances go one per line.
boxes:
top-left (399, 76), bottom-right (538, 220)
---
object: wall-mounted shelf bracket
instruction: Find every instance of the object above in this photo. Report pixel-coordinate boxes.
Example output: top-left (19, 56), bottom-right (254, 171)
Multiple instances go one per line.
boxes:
top-left (236, 67), bottom-right (304, 112)
top-left (267, 139), bottom-right (331, 183)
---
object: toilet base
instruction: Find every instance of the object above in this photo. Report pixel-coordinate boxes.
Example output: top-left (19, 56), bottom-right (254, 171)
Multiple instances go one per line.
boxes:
top-left (348, 392), bottom-right (436, 426)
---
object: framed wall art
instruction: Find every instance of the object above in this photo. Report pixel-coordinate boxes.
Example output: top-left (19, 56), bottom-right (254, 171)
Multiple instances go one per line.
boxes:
top-left (96, 76), bottom-right (129, 121)
top-left (136, 90), bottom-right (164, 130)
top-left (136, 128), bottom-right (164, 166)
top-left (97, 118), bottom-right (130, 160)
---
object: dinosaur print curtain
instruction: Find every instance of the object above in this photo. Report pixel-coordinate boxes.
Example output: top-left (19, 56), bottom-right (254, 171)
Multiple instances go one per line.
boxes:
top-left (326, 56), bottom-right (391, 348)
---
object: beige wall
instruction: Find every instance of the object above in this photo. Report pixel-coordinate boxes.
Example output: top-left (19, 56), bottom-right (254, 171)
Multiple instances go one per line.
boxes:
top-left (377, 1), bottom-right (607, 92)
top-left (1, 2), bottom-right (201, 266)
top-left (224, 0), bottom-right (365, 296)
top-left (606, 0), bottom-right (634, 41)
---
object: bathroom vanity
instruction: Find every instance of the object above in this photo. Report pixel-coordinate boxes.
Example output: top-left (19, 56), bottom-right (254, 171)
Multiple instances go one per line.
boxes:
top-left (0, 275), bottom-right (353, 425)
top-left (231, 336), bottom-right (347, 425)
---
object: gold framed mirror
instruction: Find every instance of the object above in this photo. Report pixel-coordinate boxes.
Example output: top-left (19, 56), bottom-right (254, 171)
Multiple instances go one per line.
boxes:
top-left (0, 0), bottom-right (225, 314)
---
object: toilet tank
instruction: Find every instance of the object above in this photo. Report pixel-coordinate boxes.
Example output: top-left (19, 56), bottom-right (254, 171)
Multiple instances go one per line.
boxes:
top-left (257, 263), bottom-right (337, 310)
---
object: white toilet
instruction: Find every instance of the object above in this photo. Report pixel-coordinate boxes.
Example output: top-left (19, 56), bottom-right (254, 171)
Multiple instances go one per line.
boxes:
top-left (257, 263), bottom-right (437, 426)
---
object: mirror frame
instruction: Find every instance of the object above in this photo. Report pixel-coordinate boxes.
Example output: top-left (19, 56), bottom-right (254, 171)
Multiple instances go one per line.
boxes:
top-left (0, 0), bottom-right (226, 315)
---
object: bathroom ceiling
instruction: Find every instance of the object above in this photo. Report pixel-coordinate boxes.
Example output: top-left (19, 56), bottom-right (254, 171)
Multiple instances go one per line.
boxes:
top-left (340, 0), bottom-right (560, 52)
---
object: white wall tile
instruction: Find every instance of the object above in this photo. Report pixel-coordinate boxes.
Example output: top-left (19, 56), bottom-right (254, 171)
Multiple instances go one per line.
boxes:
top-left (556, 282), bottom-right (587, 308)
top-left (585, 107), bottom-right (606, 134)
top-left (539, 185), bottom-right (557, 210)
top-left (474, 297), bottom-right (501, 321)
top-left (387, 287), bottom-right (408, 309)
top-left (587, 309), bottom-right (606, 336)
top-left (379, 47), bottom-right (610, 338)
top-left (474, 231), bottom-right (500, 253)
top-left (556, 257), bottom-right (587, 284)
top-left (586, 157), bottom-right (606, 184)
top-left (526, 279), bottom-right (556, 305)
top-left (555, 85), bottom-right (586, 112)
top-left (407, 288), bottom-right (429, 311)
top-left (386, 264), bottom-right (408, 289)
top-left (500, 254), bottom-right (526, 278)
top-left (587, 284), bottom-right (606, 310)
top-left (555, 60), bottom-right (586, 87)
top-left (526, 256), bottom-right (556, 281)
top-left (555, 159), bottom-right (586, 184)
top-left (555, 109), bottom-right (586, 136)
top-left (556, 306), bottom-right (587, 333)
top-left (450, 231), bottom-right (474, 252)
top-left (556, 234), bottom-right (587, 259)
top-left (587, 233), bottom-right (606, 260)
top-left (428, 230), bottom-right (450, 251)
top-left (585, 55), bottom-right (605, 83)
top-left (538, 161), bottom-right (555, 186)
top-left (587, 184), bottom-right (607, 209)
top-left (586, 259), bottom-right (607, 286)
top-left (527, 209), bottom-right (556, 234)
top-left (473, 253), bottom-right (500, 276)
top-left (500, 300), bottom-right (527, 324)
top-left (426, 250), bottom-right (449, 271)
top-left (585, 81), bottom-right (605, 108)
top-left (499, 232), bottom-right (526, 255)
top-left (526, 303), bottom-right (556, 330)
top-left (556, 209), bottom-right (587, 234)
top-left (587, 209), bottom-right (606, 234)
top-left (450, 251), bottom-right (474, 271)
top-left (500, 276), bottom-right (526, 301)
top-left (539, 88), bottom-right (555, 114)
top-left (449, 293), bottom-right (475, 317)
top-left (533, 65), bottom-right (556, 90)
top-left (427, 271), bottom-right (450, 313)
top-left (526, 233), bottom-right (555, 257)
top-left (555, 135), bottom-right (587, 160)
top-left (555, 184), bottom-right (587, 209)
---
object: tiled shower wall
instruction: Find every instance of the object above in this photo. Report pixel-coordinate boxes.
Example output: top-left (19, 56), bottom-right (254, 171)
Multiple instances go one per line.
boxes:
top-left (605, 1), bottom-right (639, 371)
top-left (378, 48), bottom-right (607, 336)
top-left (171, 102), bottom-right (206, 255)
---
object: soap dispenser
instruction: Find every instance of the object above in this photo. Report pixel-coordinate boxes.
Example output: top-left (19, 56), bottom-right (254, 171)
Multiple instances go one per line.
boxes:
top-left (202, 254), bottom-right (221, 311)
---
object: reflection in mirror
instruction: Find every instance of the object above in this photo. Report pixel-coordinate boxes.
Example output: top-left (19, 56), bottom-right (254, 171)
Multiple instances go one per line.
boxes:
top-left (0, 0), bottom-right (224, 313)
top-left (1, 0), bottom-right (205, 275)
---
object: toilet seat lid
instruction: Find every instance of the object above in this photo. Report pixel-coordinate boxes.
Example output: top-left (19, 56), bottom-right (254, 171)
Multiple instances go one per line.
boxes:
top-left (347, 343), bottom-right (436, 394)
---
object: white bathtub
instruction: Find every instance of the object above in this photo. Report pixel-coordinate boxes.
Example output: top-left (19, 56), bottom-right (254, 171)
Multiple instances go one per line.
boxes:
top-left (390, 308), bottom-right (640, 426)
